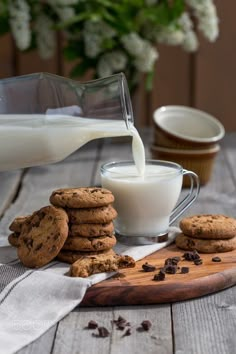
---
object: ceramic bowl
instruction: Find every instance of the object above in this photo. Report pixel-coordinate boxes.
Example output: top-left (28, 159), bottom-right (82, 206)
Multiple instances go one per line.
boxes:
top-left (150, 144), bottom-right (220, 186)
top-left (153, 106), bottom-right (225, 146)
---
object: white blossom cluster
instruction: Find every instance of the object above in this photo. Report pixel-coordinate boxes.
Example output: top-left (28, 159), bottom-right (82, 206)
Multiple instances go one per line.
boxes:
top-left (121, 33), bottom-right (159, 73)
top-left (8, 0), bottom-right (31, 50)
top-left (155, 12), bottom-right (198, 52)
top-left (34, 15), bottom-right (56, 59)
top-left (5, 0), bottom-right (219, 80)
top-left (97, 51), bottom-right (127, 78)
top-left (83, 20), bottom-right (116, 59)
top-left (185, 0), bottom-right (219, 42)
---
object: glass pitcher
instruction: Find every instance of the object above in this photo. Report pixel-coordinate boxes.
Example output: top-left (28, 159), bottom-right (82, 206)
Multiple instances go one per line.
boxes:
top-left (0, 72), bottom-right (134, 171)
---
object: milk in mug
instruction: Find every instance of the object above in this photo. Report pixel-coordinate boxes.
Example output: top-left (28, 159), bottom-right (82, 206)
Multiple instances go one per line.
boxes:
top-left (101, 162), bottom-right (183, 237)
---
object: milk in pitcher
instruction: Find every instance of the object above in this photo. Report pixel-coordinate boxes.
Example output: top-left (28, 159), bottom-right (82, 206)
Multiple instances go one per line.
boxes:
top-left (0, 115), bottom-right (145, 172)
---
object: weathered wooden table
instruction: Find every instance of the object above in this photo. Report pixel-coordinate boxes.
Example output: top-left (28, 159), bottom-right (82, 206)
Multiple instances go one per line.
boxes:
top-left (0, 130), bottom-right (236, 354)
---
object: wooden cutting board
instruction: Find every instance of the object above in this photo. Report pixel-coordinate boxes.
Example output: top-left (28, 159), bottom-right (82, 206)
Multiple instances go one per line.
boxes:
top-left (81, 243), bottom-right (236, 306)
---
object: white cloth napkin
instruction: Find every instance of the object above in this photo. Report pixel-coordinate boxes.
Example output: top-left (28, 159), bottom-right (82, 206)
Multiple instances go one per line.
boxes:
top-left (0, 227), bottom-right (179, 354)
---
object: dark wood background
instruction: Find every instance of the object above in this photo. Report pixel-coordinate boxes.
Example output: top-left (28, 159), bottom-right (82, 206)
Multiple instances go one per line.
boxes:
top-left (0, 0), bottom-right (235, 130)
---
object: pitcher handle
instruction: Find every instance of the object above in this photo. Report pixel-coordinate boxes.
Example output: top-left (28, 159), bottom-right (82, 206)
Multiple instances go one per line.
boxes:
top-left (169, 170), bottom-right (200, 225)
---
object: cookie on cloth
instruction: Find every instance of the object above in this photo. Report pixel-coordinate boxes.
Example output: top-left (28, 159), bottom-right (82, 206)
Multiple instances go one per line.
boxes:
top-left (175, 233), bottom-right (236, 253)
top-left (62, 234), bottom-right (116, 252)
top-left (67, 204), bottom-right (117, 224)
top-left (180, 214), bottom-right (236, 240)
top-left (17, 205), bottom-right (69, 268)
top-left (57, 249), bottom-right (115, 264)
top-left (70, 253), bottom-right (136, 278)
top-left (50, 187), bottom-right (114, 209)
top-left (69, 222), bottom-right (114, 238)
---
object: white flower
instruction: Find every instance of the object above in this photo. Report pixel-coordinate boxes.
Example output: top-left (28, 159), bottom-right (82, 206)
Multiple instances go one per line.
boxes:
top-left (185, 0), bottom-right (219, 42)
top-left (178, 12), bottom-right (193, 32)
top-left (83, 33), bottom-right (103, 58)
top-left (134, 43), bottom-right (159, 73)
top-left (121, 32), bottom-right (146, 56)
top-left (84, 20), bottom-right (116, 39)
top-left (97, 56), bottom-right (113, 78)
top-left (156, 27), bottom-right (185, 46)
top-left (8, 0), bottom-right (31, 50)
top-left (96, 51), bottom-right (127, 78)
top-left (55, 7), bottom-right (76, 21)
top-left (182, 30), bottom-right (199, 52)
top-left (34, 15), bottom-right (56, 59)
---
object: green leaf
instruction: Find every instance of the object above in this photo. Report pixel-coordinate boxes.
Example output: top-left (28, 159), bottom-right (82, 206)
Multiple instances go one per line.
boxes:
top-left (145, 70), bottom-right (154, 91)
top-left (69, 60), bottom-right (91, 78)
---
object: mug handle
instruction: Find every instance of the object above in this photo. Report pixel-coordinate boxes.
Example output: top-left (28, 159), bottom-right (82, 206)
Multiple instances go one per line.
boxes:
top-left (169, 170), bottom-right (200, 225)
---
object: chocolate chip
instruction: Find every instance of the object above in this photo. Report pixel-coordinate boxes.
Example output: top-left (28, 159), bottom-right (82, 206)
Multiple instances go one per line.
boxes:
top-left (141, 320), bottom-right (152, 331)
top-left (164, 264), bottom-right (177, 274)
top-left (165, 257), bottom-right (180, 266)
top-left (87, 320), bottom-right (98, 329)
top-left (212, 256), bottom-right (221, 262)
top-left (194, 258), bottom-right (203, 265)
top-left (180, 267), bottom-right (189, 274)
top-left (95, 327), bottom-right (110, 337)
top-left (142, 262), bottom-right (156, 272)
top-left (123, 328), bottom-right (131, 336)
top-left (153, 269), bottom-right (165, 281)
top-left (183, 250), bottom-right (200, 261)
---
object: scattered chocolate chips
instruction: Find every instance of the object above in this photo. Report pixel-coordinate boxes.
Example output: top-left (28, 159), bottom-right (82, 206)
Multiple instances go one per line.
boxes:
top-left (87, 320), bottom-right (98, 329)
top-left (180, 266), bottom-right (189, 274)
top-left (141, 320), bottom-right (152, 331)
top-left (112, 316), bottom-right (129, 330)
top-left (153, 269), bottom-right (165, 281)
top-left (142, 262), bottom-right (156, 272)
top-left (212, 256), bottom-right (221, 262)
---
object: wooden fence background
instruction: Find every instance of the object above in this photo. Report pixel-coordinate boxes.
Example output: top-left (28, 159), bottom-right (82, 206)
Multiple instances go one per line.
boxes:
top-left (0, 0), bottom-right (235, 131)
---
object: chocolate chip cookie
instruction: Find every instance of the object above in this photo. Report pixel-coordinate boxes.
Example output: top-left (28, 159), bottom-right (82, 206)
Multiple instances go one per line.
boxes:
top-left (69, 222), bottom-right (114, 237)
top-left (57, 249), bottom-right (115, 264)
top-left (175, 233), bottom-right (236, 253)
top-left (8, 232), bottom-right (20, 248)
top-left (70, 253), bottom-right (136, 277)
top-left (67, 204), bottom-right (117, 224)
top-left (50, 187), bottom-right (114, 208)
top-left (9, 215), bottom-right (31, 233)
top-left (62, 234), bottom-right (116, 252)
top-left (180, 214), bottom-right (236, 239)
top-left (17, 205), bottom-right (69, 268)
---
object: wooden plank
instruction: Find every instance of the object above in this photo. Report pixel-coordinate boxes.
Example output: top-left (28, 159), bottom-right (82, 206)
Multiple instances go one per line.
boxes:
top-left (194, 0), bottom-right (236, 131)
top-left (0, 34), bottom-right (14, 78)
top-left (52, 306), bottom-right (172, 354)
top-left (17, 50), bottom-right (58, 76)
top-left (150, 46), bottom-right (191, 124)
top-left (0, 170), bottom-right (23, 218)
top-left (16, 325), bottom-right (57, 354)
top-left (172, 285), bottom-right (236, 354)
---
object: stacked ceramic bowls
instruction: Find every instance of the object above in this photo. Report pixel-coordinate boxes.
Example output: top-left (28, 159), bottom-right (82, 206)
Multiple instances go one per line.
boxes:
top-left (151, 106), bottom-right (225, 186)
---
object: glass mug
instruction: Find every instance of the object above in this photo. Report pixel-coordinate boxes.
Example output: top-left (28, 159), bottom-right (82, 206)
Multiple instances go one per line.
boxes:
top-left (101, 159), bottom-right (200, 245)
top-left (0, 72), bottom-right (134, 171)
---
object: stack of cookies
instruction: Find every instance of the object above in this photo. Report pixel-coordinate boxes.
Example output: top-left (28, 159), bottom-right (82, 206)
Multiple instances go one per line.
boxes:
top-left (8, 187), bottom-right (136, 277)
top-left (175, 214), bottom-right (236, 253)
top-left (49, 187), bottom-right (118, 263)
